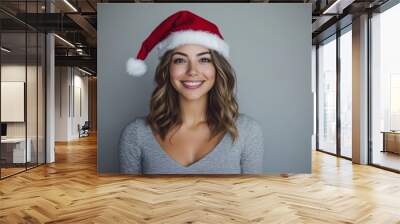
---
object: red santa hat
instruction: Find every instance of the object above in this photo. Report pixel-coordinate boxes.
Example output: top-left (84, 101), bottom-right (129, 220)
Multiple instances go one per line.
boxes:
top-left (126, 10), bottom-right (230, 76)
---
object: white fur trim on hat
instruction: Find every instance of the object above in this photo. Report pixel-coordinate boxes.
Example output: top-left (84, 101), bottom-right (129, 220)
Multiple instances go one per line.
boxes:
top-left (126, 58), bottom-right (147, 76)
top-left (155, 30), bottom-right (229, 59)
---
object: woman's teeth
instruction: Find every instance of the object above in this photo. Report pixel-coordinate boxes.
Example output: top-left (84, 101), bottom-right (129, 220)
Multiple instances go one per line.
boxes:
top-left (181, 81), bottom-right (204, 89)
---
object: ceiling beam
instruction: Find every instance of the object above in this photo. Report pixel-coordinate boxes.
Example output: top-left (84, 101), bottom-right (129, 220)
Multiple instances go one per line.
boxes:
top-left (55, 55), bottom-right (96, 71)
top-left (67, 13), bottom-right (97, 46)
top-left (322, 0), bottom-right (355, 14)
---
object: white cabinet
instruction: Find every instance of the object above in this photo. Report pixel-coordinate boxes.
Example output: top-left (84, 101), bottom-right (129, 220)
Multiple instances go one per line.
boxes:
top-left (1, 138), bottom-right (32, 163)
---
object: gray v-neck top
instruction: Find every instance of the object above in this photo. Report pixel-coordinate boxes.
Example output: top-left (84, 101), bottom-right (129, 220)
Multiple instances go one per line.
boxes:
top-left (119, 113), bottom-right (264, 174)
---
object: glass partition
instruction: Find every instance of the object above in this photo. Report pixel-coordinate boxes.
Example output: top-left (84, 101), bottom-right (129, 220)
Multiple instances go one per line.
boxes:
top-left (317, 35), bottom-right (337, 155)
top-left (27, 30), bottom-right (38, 169)
top-left (1, 30), bottom-right (28, 177)
top-left (0, 1), bottom-right (46, 179)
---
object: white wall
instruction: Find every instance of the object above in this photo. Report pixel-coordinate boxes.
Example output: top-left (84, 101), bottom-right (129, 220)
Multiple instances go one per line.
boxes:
top-left (1, 66), bottom-right (26, 140)
top-left (71, 72), bottom-right (89, 138)
top-left (1, 65), bottom-right (40, 137)
top-left (55, 66), bottom-right (69, 141)
top-left (55, 66), bottom-right (89, 141)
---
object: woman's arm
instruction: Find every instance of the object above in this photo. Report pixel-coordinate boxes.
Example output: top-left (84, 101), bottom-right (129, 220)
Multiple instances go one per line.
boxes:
top-left (241, 119), bottom-right (265, 174)
top-left (119, 120), bottom-right (142, 174)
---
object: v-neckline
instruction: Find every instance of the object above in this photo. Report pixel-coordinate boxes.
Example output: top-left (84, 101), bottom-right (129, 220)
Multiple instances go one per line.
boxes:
top-left (146, 124), bottom-right (228, 168)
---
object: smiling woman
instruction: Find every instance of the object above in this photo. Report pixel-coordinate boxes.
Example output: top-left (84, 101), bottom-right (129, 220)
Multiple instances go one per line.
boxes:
top-left (119, 10), bottom-right (265, 174)
top-left (169, 45), bottom-right (216, 102)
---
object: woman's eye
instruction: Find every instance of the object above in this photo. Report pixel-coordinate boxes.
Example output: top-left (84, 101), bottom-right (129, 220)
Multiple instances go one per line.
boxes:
top-left (200, 58), bottom-right (211, 63)
top-left (173, 58), bottom-right (185, 64)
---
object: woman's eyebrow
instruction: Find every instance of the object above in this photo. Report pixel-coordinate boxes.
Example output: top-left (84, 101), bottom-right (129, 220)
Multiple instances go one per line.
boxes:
top-left (197, 51), bottom-right (210, 56)
top-left (172, 52), bottom-right (187, 57)
top-left (172, 51), bottom-right (210, 57)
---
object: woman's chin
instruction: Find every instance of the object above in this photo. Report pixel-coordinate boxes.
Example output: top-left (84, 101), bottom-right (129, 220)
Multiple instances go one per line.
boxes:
top-left (179, 92), bottom-right (207, 101)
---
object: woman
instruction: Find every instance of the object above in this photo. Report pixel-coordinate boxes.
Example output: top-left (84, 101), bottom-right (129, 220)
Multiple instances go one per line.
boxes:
top-left (120, 10), bottom-right (264, 174)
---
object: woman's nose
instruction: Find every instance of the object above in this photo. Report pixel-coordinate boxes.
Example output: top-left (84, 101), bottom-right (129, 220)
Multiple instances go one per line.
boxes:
top-left (187, 61), bottom-right (199, 76)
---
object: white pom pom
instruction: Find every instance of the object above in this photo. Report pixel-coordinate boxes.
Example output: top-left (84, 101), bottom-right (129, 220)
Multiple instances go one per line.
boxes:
top-left (126, 58), bottom-right (147, 76)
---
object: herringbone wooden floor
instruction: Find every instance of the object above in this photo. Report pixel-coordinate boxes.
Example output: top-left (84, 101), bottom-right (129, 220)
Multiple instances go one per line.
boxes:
top-left (1, 134), bottom-right (400, 224)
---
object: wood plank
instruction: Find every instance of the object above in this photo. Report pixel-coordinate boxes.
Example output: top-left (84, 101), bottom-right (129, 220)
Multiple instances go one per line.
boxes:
top-left (0, 133), bottom-right (399, 223)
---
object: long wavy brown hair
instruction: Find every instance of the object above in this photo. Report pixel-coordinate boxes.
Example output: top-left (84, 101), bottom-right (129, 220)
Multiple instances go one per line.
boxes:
top-left (146, 48), bottom-right (239, 144)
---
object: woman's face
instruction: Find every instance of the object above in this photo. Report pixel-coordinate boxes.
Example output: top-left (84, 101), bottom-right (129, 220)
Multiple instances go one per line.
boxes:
top-left (169, 44), bottom-right (216, 101)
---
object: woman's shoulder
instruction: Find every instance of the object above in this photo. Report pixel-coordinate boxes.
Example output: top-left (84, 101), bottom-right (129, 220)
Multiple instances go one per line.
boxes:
top-left (236, 113), bottom-right (262, 130)
top-left (122, 116), bottom-right (148, 134)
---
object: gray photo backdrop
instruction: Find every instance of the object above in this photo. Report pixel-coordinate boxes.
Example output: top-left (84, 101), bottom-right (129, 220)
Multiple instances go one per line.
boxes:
top-left (98, 3), bottom-right (312, 173)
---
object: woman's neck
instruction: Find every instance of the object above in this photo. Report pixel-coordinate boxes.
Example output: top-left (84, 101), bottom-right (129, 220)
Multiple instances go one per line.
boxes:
top-left (179, 95), bottom-right (207, 127)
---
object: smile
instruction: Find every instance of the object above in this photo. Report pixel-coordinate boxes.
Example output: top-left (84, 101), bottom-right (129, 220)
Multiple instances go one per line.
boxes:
top-left (181, 80), bottom-right (205, 89)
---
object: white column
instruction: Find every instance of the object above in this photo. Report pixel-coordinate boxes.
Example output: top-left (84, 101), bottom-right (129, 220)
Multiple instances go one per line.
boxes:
top-left (352, 14), bottom-right (369, 164)
top-left (46, 1), bottom-right (55, 163)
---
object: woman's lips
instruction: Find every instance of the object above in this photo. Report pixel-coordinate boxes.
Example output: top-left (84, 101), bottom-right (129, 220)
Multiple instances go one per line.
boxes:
top-left (181, 80), bottom-right (205, 89)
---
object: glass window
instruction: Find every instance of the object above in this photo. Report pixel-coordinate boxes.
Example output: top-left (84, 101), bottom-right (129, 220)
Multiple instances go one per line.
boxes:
top-left (371, 3), bottom-right (400, 171)
top-left (318, 35), bottom-right (337, 155)
top-left (340, 27), bottom-right (352, 158)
